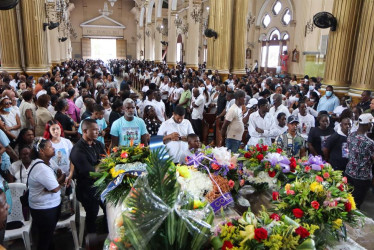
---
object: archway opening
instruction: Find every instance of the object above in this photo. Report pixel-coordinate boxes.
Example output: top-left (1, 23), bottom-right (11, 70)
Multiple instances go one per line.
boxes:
top-left (91, 39), bottom-right (116, 60)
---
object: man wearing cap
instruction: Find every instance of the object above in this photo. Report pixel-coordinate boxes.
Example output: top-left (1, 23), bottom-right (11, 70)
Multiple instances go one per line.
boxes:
top-left (247, 99), bottom-right (278, 146)
top-left (243, 98), bottom-right (258, 125)
top-left (275, 115), bottom-right (306, 159)
top-left (345, 113), bottom-right (374, 209)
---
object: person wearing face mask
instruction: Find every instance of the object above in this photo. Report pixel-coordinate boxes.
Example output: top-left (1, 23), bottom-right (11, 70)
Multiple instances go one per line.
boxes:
top-left (345, 113), bottom-right (374, 209)
top-left (305, 82), bottom-right (320, 99)
top-left (307, 113), bottom-right (335, 157)
top-left (0, 96), bottom-right (20, 138)
top-left (158, 106), bottom-right (194, 163)
top-left (323, 117), bottom-right (351, 172)
top-left (317, 85), bottom-right (340, 112)
top-left (110, 98), bottom-right (149, 147)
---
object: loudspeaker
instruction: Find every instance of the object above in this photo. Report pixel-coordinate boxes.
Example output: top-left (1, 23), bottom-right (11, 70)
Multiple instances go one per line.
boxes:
top-left (0, 0), bottom-right (20, 10)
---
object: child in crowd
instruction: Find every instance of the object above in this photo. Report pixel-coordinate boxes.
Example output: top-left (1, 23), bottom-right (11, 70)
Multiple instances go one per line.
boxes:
top-left (78, 104), bottom-right (107, 144)
top-left (181, 133), bottom-right (201, 164)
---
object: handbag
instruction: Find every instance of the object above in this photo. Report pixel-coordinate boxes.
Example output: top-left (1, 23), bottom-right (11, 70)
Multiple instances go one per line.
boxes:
top-left (19, 161), bottom-right (43, 220)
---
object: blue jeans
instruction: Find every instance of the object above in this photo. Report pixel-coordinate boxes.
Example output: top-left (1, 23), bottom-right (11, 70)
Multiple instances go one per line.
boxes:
top-left (225, 138), bottom-right (241, 153)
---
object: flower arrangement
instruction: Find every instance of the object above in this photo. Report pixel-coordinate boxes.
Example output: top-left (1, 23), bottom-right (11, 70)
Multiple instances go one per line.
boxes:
top-left (185, 146), bottom-right (244, 212)
top-left (211, 207), bottom-right (318, 250)
top-left (106, 148), bottom-right (215, 250)
top-left (273, 174), bottom-right (365, 246)
top-left (90, 144), bottom-right (150, 205)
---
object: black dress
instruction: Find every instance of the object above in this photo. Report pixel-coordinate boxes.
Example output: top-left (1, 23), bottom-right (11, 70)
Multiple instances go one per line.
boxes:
top-left (144, 118), bottom-right (161, 136)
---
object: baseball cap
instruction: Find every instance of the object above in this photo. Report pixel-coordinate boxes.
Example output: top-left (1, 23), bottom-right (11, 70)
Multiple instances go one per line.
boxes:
top-left (358, 113), bottom-right (374, 124)
top-left (246, 98), bottom-right (258, 109)
top-left (287, 115), bottom-right (299, 124)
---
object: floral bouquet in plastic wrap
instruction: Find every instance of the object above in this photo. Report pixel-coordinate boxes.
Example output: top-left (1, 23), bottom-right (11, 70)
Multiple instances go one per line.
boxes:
top-left (90, 144), bottom-right (150, 205)
top-left (185, 146), bottom-right (245, 213)
top-left (211, 207), bottom-right (318, 250)
top-left (105, 148), bottom-right (215, 250)
top-left (272, 174), bottom-right (365, 247)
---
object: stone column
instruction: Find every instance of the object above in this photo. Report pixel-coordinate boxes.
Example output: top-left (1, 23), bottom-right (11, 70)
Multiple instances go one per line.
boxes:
top-left (21, 0), bottom-right (50, 76)
top-left (59, 29), bottom-right (67, 62)
top-left (350, 0), bottom-right (374, 101)
top-left (206, 0), bottom-right (215, 70)
top-left (231, 0), bottom-right (249, 76)
top-left (139, 27), bottom-right (145, 60)
top-left (210, 0), bottom-right (234, 74)
top-left (167, 0), bottom-right (177, 68)
top-left (0, 7), bottom-right (23, 72)
top-left (154, 18), bottom-right (163, 63)
top-left (144, 23), bottom-right (152, 61)
top-left (150, 22), bottom-right (155, 61)
top-left (185, 0), bottom-right (201, 70)
top-left (46, 2), bottom-right (61, 66)
top-left (323, 0), bottom-right (363, 95)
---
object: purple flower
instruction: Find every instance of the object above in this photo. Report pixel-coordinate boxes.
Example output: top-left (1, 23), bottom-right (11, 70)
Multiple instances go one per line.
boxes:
top-left (263, 153), bottom-right (291, 173)
top-left (304, 155), bottom-right (325, 171)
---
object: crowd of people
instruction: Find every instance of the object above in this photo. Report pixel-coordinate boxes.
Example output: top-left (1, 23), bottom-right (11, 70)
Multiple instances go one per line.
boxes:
top-left (0, 58), bottom-right (372, 248)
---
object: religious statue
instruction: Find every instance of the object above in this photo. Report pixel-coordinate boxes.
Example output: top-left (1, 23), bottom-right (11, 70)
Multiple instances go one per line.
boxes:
top-left (280, 51), bottom-right (289, 72)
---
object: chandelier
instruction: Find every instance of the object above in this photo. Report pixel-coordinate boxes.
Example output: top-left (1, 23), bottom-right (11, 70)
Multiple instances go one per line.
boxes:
top-left (108, 0), bottom-right (117, 7)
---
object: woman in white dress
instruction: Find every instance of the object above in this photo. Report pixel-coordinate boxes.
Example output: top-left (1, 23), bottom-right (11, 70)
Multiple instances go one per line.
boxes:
top-left (0, 96), bottom-right (21, 138)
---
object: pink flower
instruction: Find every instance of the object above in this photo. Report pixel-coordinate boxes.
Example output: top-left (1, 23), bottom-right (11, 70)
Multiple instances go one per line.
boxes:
top-left (229, 163), bottom-right (236, 170)
top-left (270, 213), bottom-right (280, 221)
top-left (304, 166), bottom-right (311, 173)
top-left (342, 177), bottom-right (348, 184)
top-left (240, 179), bottom-right (245, 186)
top-left (286, 190), bottom-right (295, 195)
top-left (228, 180), bottom-right (235, 189)
top-left (329, 201), bottom-right (338, 207)
top-left (323, 172), bottom-right (330, 179)
top-left (315, 175), bottom-right (323, 183)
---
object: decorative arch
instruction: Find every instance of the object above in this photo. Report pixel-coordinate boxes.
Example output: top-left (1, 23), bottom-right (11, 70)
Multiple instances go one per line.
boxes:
top-left (139, 6), bottom-right (145, 27)
top-left (280, 31), bottom-right (289, 40)
top-left (256, 0), bottom-right (294, 26)
top-left (266, 27), bottom-right (280, 40)
top-left (258, 33), bottom-right (267, 42)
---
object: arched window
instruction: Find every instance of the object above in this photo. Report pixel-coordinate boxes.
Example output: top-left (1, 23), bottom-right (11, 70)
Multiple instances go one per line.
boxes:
top-left (282, 9), bottom-right (291, 25)
top-left (270, 29), bottom-right (280, 40)
top-left (262, 14), bottom-right (271, 28)
top-left (272, 1), bottom-right (282, 15)
top-left (283, 33), bottom-right (289, 40)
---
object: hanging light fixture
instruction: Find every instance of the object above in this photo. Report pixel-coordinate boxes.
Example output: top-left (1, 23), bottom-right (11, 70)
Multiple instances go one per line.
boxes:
top-left (107, 0), bottom-right (117, 7)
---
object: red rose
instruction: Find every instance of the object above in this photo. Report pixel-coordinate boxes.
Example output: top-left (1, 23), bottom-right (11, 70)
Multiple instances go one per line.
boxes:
top-left (276, 148), bottom-right (283, 153)
top-left (257, 154), bottom-right (264, 161)
top-left (244, 152), bottom-right (252, 158)
top-left (345, 202), bottom-right (352, 212)
top-left (262, 145), bottom-right (268, 152)
top-left (222, 240), bottom-right (233, 250)
top-left (286, 190), bottom-right (295, 195)
top-left (304, 166), bottom-right (311, 173)
top-left (311, 200), bottom-right (320, 210)
top-left (268, 170), bottom-right (276, 178)
top-left (254, 228), bottom-right (268, 242)
top-left (211, 163), bottom-right (220, 170)
top-left (292, 208), bottom-right (304, 218)
top-left (272, 191), bottom-right (279, 201)
top-left (323, 172), bottom-right (330, 179)
top-left (256, 144), bottom-right (262, 152)
top-left (295, 226), bottom-right (310, 239)
top-left (226, 222), bottom-right (233, 227)
top-left (315, 175), bottom-right (323, 183)
top-left (270, 213), bottom-right (280, 221)
top-left (338, 184), bottom-right (344, 191)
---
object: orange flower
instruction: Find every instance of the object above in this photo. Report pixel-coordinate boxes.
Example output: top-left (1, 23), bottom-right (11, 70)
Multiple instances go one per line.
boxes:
top-left (211, 163), bottom-right (220, 170)
top-left (112, 147), bottom-right (118, 153)
top-left (130, 139), bottom-right (134, 147)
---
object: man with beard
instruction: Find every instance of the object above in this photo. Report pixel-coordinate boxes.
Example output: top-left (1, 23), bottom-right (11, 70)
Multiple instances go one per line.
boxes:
top-left (110, 98), bottom-right (149, 147)
top-left (158, 106), bottom-right (194, 163)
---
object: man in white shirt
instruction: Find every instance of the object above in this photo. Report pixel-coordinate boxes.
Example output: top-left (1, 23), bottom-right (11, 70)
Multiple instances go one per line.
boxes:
top-left (152, 91), bottom-right (166, 122)
top-left (269, 94), bottom-right (290, 120)
top-left (248, 98), bottom-right (278, 146)
top-left (158, 106), bottom-right (194, 163)
top-left (150, 71), bottom-right (160, 86)
top-left (191, 87), bottom-right (205, 139)
top-left (75, 88), bottom-right (88, 109)
top-left (221, 90), bottom-right (245, 153)
top-left (296, 102), bottom-right (315, 140)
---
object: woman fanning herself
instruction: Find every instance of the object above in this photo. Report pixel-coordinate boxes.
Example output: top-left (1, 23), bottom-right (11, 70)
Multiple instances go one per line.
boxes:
top-left (28, 138), bottom-right (66, 250)
top-left (44, 119), bottom-right (73, 185)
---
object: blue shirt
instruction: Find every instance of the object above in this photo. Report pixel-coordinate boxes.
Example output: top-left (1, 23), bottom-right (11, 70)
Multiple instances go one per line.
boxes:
top-left (78, 117), bottom-right (107, 144)
top-left (317, 94), bottom-right (340, 112)
top-left (0, 177), bottom-right (12, 214)
top-left (110, 116), bottom-right (148, 146)
top-left (0, 130), bottom-right (10, 171)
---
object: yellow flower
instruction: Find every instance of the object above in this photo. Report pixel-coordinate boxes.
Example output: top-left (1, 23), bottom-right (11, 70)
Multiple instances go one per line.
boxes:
top-left (285, 184), bottom-right (291, 191)
top-left (110, 167), bottom-right (125, 178)
top-left (264, 234), bottom-right (283, 250)
top-left (333, 219), bottom-right (343, 229)
top-left (239, 225), bottom-right (255, 245)
top-left (309, 182), bottom-right (323, 193)
top-left (347, 194), bottom-right (357, 210)
top-left (193, 200), bottom-right (205, 209)
top-left (177, 165), bottom-right (191, 178)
